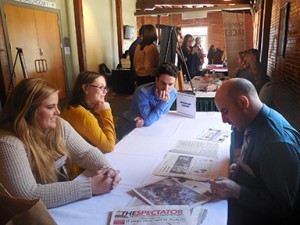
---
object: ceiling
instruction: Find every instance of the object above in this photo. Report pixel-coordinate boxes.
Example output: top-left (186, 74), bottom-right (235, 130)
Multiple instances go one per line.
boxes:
top-left (135, 0), bottom-right (254, 16)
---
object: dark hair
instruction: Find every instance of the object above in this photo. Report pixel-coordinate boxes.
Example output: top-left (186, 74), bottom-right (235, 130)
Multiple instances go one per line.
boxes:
top-left (182, 34), bottom-right (193, 47)
top-left (138, 25), bottom-right (145, 36)
top-left (68, 71), bottom-right (106, 109)
top-left (139, 24), bottom-right (157, 50)
top-left (248, 48), bottom-right (260, 62)
top-left (157, 62), bottom-right (178, 79)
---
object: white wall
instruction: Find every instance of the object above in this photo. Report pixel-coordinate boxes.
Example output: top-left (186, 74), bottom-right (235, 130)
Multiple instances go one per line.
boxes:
top-left (122, 0), bottom-right (137, 52)
top-left (83, 0), bottom-right (118, 71)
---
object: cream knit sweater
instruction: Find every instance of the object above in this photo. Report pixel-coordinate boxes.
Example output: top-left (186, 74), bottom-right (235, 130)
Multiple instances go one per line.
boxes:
top-left (0, 118), bottom-right (111, 208)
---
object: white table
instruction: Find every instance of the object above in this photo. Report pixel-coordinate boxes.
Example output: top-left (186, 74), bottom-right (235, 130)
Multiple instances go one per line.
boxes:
top-left (49, 112), bottom-right (231, 225)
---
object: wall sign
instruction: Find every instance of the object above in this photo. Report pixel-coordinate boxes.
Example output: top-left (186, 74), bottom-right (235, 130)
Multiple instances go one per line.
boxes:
top-left (15, 0), bottom-right (56, 9)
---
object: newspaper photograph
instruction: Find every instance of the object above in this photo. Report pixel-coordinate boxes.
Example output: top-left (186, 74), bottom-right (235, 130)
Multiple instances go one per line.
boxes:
top-left (154, 140), bottom-right (218, 181)
top-left (109, 205), bottom-right (192, 225)
top-left (173, 178), bottom-right (212, 200)
top-left (133, 177), bottom-right (208, 209)
top-left (197, 128), bottom-right (231, 143)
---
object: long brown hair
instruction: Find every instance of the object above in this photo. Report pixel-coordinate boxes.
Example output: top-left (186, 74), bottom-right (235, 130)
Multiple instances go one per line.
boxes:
top-left (0, 78), bottom-right (69, 184)
top-left (236, 50), bottom-right (261, 89)
top-left (139, 24), bottom-right (157, 50)
top-left (68, 71), bottom-right (106, 110)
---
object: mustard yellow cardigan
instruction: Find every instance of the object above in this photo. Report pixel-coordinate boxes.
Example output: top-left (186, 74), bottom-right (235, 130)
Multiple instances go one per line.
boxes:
top-left (61, 105), bottom-right (116, 153)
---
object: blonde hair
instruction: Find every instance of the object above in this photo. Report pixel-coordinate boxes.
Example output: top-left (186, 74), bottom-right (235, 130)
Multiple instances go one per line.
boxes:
top-left (0, 78), bottom-right (69, 184)
top-left (236, 50), bottom-right (261, 89)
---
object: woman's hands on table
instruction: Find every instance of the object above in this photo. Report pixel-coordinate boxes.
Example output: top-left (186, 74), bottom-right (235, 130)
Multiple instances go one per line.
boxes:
top-left (91, 168), bottom-right (121, 195)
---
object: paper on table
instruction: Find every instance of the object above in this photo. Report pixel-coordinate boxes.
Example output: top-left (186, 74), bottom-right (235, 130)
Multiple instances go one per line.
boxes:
top-left (171, 140), bottom-right (219, 158)
top-left (110, 205), bottom-right (192, 225)
top-left (133, 177), bottom-right (208, 209)
top-left (154, 139), bottom-right (219, 181)
top-left (197, 128), bottom-right (231, 143)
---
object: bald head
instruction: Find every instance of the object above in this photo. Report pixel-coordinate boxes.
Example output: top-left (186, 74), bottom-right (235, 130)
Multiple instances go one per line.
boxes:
top-left (215, 78), bottom-right (263, 131)
top-left (216, 78), bottom-right (260, 103)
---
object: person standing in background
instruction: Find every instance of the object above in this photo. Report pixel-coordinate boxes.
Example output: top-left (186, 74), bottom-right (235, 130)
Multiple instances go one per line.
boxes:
top-left (134, 24), bottom-right (159, 86)
top-left (193, 37), bottom-right (206, 73)
top-left (129, 25), bottom-right (145, 82)
top-left (207, 44), bottom-right (216, 64)
top-left (181, 34), bottom-right (194, 81)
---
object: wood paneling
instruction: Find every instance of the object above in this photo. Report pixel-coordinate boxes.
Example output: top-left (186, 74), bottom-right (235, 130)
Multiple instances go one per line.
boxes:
top-left (73, 0), bottom-right (87, 72)
top-left (4, 4), bottom-right (66, 98)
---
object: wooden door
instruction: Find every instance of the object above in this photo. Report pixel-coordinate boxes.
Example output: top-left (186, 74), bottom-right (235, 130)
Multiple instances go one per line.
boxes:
top-left (35, 10), bottom-right (66, 98)
top-left (4, 5), bottom-right (40, 83)
top-left (4, 4), bottom-right (66, 98)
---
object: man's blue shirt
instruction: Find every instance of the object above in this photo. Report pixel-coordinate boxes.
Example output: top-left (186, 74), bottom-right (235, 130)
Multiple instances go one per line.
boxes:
top-left (233, 104), bottom-right (300, 217)
top-left (124, 82), bottom-right (177, 126)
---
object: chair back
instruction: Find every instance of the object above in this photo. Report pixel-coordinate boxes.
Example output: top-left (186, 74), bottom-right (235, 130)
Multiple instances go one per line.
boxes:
top-left (99, 63), bottom-right (111, 75)
top-left (99, 63), bottom-right (112, 87)
top-left (259, 81), bottom-right (273, 107)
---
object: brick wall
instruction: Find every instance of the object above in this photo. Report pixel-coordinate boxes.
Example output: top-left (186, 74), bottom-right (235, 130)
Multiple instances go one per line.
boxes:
top-left (266, 0), bottom-right (300, 131)
top-left (137, 11), bottom-right (253, 54)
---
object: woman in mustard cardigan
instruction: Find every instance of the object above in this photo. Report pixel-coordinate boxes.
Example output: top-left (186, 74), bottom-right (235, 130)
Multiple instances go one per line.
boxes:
top-left (134, 24), bottom-right (159, 86)
top-left (62, 71), bottom-right (116, 154)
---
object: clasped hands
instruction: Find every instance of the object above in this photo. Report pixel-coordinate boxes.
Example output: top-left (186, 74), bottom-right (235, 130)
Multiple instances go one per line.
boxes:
top-left (91, 168), bottom-right (121, 195)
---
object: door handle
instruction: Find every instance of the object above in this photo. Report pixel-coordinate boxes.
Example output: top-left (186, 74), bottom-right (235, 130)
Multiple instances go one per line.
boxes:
top-left (34, 59), bottom-right (48, 73)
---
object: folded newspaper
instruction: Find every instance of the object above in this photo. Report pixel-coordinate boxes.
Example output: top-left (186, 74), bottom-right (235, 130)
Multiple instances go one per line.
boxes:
top-left (133, 177), bottom-right (211, 209)
top-left (154, 140), bottom-right (219, 181)
top-left (109, 205), bottom-right (192, 225)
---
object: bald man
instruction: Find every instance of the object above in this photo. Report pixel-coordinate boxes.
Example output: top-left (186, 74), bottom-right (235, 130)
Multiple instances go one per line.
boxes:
top-left (210, 78), bottom-right (300, 225)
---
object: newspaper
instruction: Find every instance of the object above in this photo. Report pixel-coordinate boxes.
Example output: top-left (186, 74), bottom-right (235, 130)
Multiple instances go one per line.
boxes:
top-left (197, 128), bottom-right (231, 143)
top-left (133, 177), bottom-right (210, 209)
top-left (109, 205), bottom-right (192, 225)
top-left (127, 197), bottom-right (208, 225)
top-left (154, 140), bottom-right (219, 181)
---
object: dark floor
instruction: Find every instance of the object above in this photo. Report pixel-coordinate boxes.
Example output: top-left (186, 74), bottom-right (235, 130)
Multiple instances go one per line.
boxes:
top-left (106, 91), bottom-right (133, 124)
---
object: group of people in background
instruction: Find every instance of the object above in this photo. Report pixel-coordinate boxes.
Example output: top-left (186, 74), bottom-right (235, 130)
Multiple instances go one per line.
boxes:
top-left (178, 34), bottom-right (206, 81)
top-left (0, 23), bottom-right (299, 225)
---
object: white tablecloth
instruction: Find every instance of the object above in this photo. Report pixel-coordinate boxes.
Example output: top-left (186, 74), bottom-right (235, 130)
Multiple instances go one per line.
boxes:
top-left (49, 112), bottom-right (231, 225)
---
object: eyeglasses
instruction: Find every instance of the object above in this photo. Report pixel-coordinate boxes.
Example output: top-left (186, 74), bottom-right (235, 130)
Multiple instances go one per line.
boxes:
top-left (89, 84), bottom-right (109, 91)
